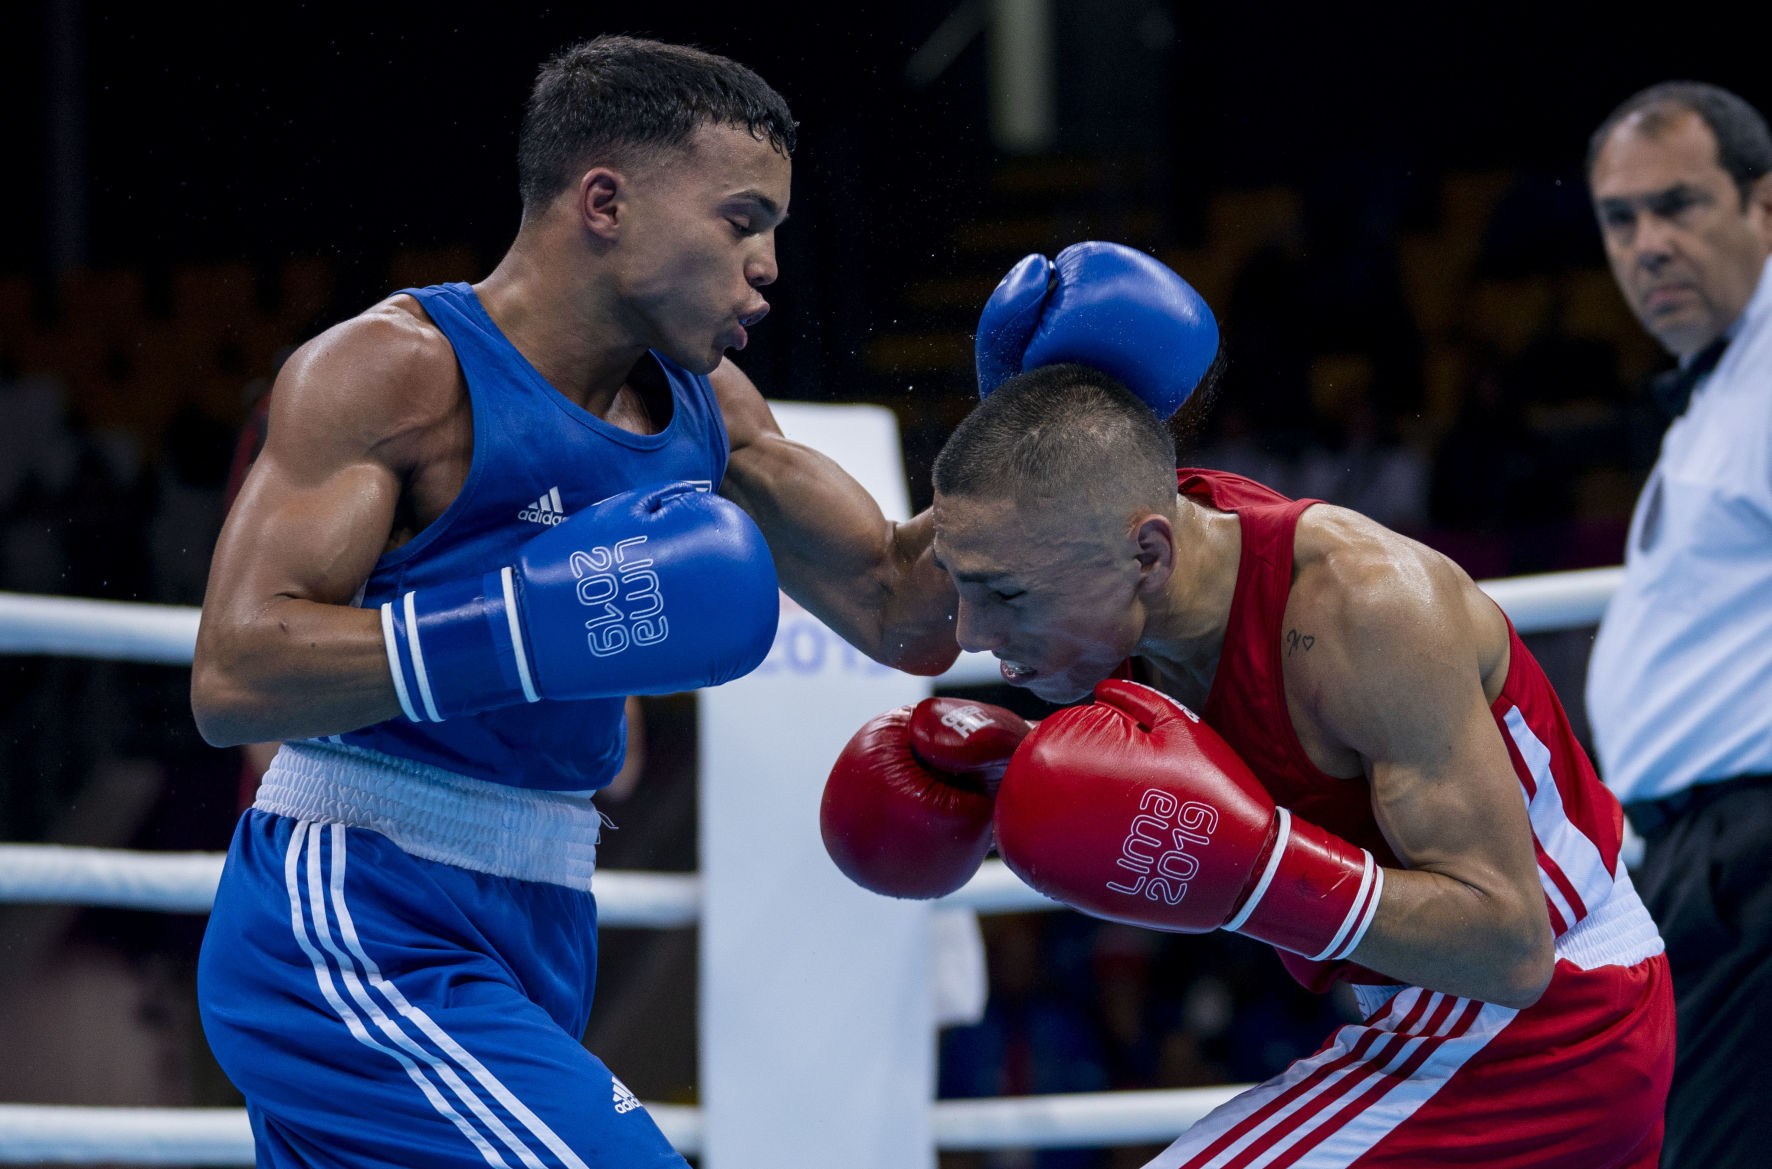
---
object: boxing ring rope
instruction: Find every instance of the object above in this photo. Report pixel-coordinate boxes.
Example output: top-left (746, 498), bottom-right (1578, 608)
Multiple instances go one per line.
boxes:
top-left (0, 565), bottom-right (1619, 1163)
top-left (0, 1089), bottom-right (1249, 1165)
top-left (0, 844), bottom-right (711, 925)
top-left (0, 565), bottom-right (1626, 666)
top-left (0, 842), bottom-right (1054, 922)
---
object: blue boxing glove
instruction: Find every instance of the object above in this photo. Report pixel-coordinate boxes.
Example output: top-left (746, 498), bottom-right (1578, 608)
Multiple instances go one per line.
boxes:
top-left (379, 481), bottom-right (779, 722)
top-left (974, 241), bottom-right (1219, 419)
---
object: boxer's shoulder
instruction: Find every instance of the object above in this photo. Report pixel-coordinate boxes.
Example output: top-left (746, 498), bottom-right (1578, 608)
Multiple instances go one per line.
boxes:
top-left (1283, 510), bottom-right (1466, 683)
top-left (1290, 505), bottom-right (1465, 620)
top-left (706, 356), bottom-right (774, 451)
top-left (267, 296), bottom-right (469, 471)
top-left (1282, 505), bottom-right (1508, 734)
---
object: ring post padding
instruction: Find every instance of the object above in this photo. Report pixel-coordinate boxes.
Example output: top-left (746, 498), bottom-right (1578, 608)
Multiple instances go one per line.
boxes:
top-left (699, 402), bottom-right (940, 1169)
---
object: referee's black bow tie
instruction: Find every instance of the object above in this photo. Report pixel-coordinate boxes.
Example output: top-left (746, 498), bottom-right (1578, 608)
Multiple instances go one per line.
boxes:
top-left (1650, 334), bottom-right (1730, 419)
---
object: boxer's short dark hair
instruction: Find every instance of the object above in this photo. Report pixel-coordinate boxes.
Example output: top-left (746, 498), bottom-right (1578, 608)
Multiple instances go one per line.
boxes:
top-left (934, 364), bottom-right (1177, 511)
top-left (1588, 81), bottom-right (1772, 204)
top-left (518, 35), bottom-right (797, 211)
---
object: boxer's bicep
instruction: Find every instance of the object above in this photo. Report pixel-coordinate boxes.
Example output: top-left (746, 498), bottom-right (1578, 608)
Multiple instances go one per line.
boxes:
top-left (1300, 563), bottom-right (1552, 1004)
top-left (214, 431), bottom-right (397, 611)
top-left (1359, 671), bottom-right (1543, 924)
top-left (192, 317), bottom-right (436, 745)
top-left (712, 361), bottom-right (958, 674)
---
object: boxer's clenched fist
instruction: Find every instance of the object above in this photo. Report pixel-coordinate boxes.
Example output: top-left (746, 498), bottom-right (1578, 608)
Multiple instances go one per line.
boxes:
top-left (994, 680), bottom-right (1383, 960)
top-left (821, 698), bottom-right (1032, 899)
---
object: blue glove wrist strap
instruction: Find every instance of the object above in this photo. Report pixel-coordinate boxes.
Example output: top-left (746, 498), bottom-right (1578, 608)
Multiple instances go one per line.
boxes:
top-left (380, 569), bottom-right (542, 722)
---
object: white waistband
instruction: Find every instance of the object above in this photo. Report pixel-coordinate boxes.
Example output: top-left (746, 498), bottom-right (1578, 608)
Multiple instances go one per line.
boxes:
top-left (255, 740), bottom-right (603, 891)
top-left (1553, 862), bottom-right (1664, 971)
top-left (1350, 864), bottom-right (1661, 1018)
top-left (1352, 984), bottom-right (1403, 1019)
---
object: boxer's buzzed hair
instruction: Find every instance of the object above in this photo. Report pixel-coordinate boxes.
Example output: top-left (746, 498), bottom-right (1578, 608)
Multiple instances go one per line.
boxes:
top-left (934, 364), bottom-right (1177, 515)
top-left (518, 35), bottom-right (798, 211)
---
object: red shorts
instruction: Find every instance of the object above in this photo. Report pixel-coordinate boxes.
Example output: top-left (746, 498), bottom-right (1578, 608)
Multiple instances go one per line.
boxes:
top-left (1142, 954), bottom-right (1673, 1169)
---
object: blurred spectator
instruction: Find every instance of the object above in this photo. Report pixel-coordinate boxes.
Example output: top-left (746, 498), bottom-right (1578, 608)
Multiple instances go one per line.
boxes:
top-left (0, 358), bottom-right (80, 520)
top-left (1185, 400), bottom-right (1296, 496)
top-left (1294, 351), bottom-right (1429, 531)
top-left (1219, 242), bottom-right (1317, 464)
top-left (941, 915), bottom-right (1111, 1169)
top-left (0, 362), bottom-right (79, 595)
top-left (1428, 347), bottom-right (1553, 562)
top-left (150, 405), bottom-right (232, 606)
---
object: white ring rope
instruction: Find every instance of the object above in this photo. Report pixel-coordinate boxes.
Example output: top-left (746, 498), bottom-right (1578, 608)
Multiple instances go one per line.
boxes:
top-left (0, 565), bottom-right (1619, 671)
top-left (0, 592), bottom-right (201, 664)
top-left (0, 845), bottom-right (708, 926)
top-left (0, 844), bottom-right (1055, 920)
top-left (0, 568), bottom-right (1618, 1158)
top-left (0, 1102), bottom-right (703, 1165)
top-left (0, 846), bottom-right (225, 912)
top-left (937, 565), bottom-right (1621, 686)
top-left (0, 1089), bottom-right (1251, 1163)
top-left (932, 1086), bottom-right (1249, 1150)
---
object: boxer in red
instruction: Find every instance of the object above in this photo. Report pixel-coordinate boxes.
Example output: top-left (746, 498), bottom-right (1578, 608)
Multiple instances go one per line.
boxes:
top-left (821, 246), bottom-right (1674, 1168)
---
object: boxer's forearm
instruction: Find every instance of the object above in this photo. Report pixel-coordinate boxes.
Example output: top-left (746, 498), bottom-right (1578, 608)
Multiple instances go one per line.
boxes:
top-left (191, 597), bottom-right (405, 746)
top-left (722, 432), bottom-right (959, 674)
top-left (1346, 866), bottom-right (1554, 1009)
top-left (804, 512), bottom-right (959, 676)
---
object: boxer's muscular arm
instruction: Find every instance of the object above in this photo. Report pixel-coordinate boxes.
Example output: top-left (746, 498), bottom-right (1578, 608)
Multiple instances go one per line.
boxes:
top-left (711, 360), bottom-right (959, 675)
top-left (1287, 529), bottom-right (1554, 1008)
top-left (191, 307), bottom-right (457, 746)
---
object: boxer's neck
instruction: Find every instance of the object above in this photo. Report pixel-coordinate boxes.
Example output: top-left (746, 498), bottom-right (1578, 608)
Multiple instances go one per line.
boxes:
top-left (476, 227), bottom-right (649, 414)
top-left (1135, 496), bottom-right (1240, 677)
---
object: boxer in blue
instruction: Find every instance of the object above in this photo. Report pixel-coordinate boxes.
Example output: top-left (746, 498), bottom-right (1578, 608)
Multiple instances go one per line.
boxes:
top-left (191, 34), bottom-right (1218, 1165)
top-left (189, 36), bottom-right (968, 1167)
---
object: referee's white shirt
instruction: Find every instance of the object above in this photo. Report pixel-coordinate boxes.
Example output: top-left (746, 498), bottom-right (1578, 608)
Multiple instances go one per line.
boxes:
top-left (1587, 253), bottom-right (1772, 806)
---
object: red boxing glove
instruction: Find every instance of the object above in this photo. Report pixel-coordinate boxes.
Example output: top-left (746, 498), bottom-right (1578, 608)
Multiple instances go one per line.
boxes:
top-left (821, 698), bottom-right (1033, 899)
top-left (994, 680), bottom-right (1383, 960)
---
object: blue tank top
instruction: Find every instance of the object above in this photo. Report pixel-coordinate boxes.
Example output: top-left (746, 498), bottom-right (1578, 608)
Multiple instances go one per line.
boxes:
top-left (317, 282), bottom-right (730, 790)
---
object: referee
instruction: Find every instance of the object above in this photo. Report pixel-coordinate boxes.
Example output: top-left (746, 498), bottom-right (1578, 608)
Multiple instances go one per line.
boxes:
top-left (1586, 81), bottom-right (1772, 1169)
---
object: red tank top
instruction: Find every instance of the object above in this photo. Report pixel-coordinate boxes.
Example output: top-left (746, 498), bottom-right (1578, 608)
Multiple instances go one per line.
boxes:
top-left (1176, 469), bottom-right (1629, 991)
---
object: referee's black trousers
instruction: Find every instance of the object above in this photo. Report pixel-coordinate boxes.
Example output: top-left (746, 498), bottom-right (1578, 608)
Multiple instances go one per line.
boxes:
top-left (1634, 780), bottom-right (1772, 1169)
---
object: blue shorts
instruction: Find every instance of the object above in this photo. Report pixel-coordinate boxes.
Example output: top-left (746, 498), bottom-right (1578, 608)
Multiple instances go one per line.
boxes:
top-left (197, 743), bottom-right (687, 1168)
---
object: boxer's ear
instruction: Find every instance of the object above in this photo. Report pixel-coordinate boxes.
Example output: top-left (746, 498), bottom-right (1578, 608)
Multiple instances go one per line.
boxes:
top-left (1131, 512), bottom-right (1175, 595)
top-left (578, 167), bottom-right (626, 240)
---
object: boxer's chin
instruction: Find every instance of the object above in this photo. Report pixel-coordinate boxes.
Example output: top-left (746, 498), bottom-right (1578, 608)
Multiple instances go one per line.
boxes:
top-left (1026, 672), bottom-right (1093, 705)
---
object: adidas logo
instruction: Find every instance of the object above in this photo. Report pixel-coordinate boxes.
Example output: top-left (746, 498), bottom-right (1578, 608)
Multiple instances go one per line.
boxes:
top-left (611, 1075), bottom-right (641, 1115)
top-left (518, 486), bottom-right (567, 526)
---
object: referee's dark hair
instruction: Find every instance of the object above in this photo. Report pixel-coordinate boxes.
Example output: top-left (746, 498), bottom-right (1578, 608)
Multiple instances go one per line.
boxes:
top-left (1588, 82), bottom-right (1772, 206)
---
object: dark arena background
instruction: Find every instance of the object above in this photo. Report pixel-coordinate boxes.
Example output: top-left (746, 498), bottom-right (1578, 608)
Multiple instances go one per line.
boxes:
top-left (1, 2), bottom-right (1768, 1166)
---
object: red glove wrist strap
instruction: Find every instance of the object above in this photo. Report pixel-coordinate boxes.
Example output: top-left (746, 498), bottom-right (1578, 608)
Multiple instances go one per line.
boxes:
top-left (1226, 809), bottom-right (1385, 961)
